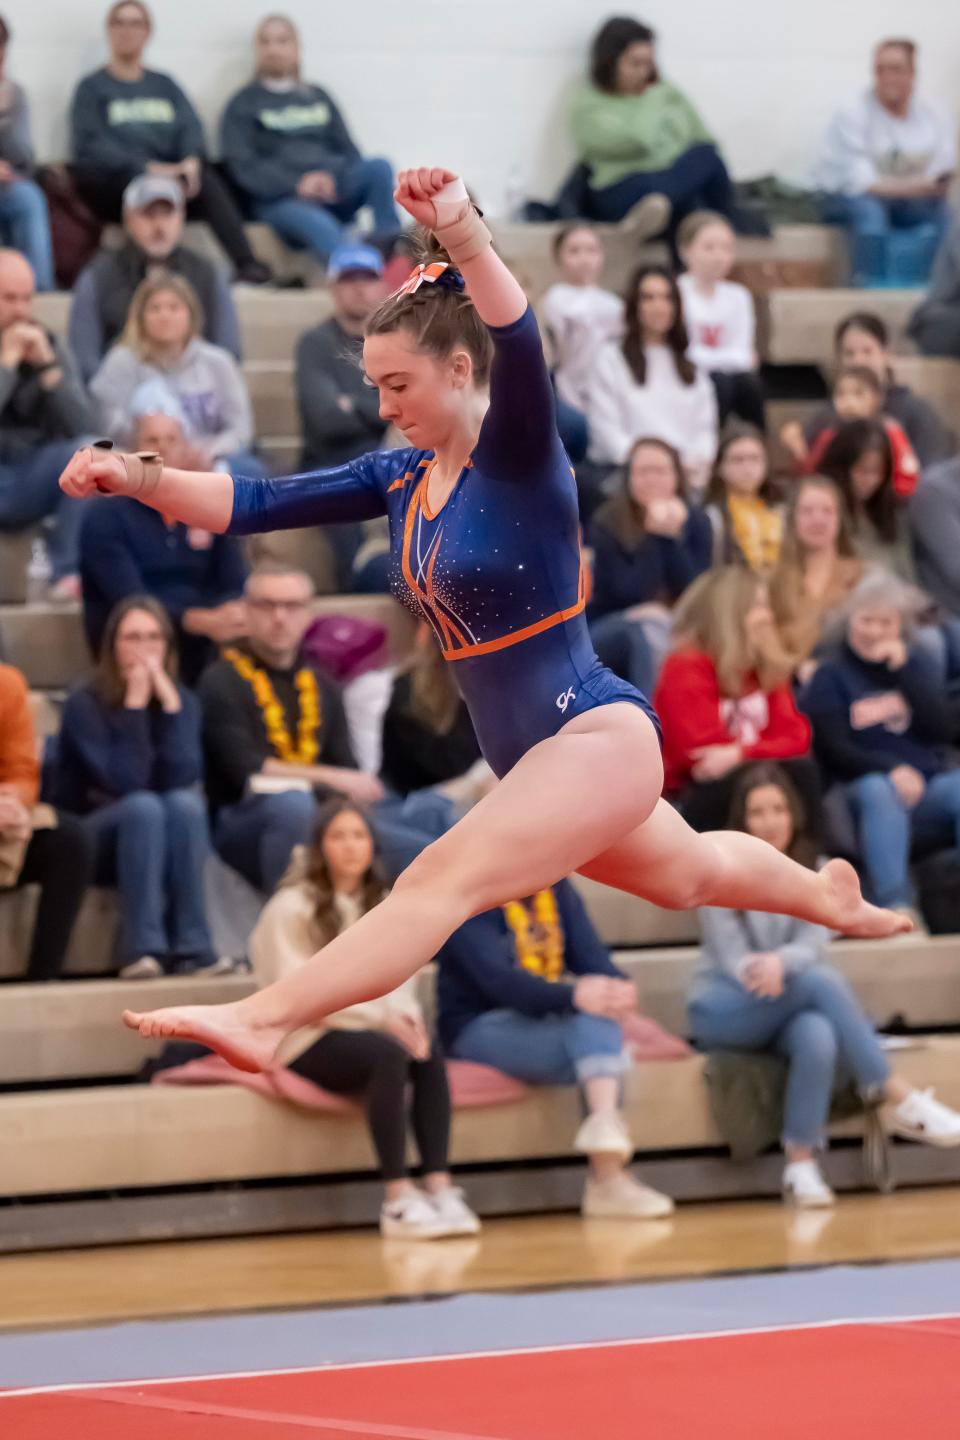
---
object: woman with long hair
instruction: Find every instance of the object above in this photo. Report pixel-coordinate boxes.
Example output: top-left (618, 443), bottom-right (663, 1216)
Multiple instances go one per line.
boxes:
top-left (689, 762), bottom-right (960, 1208)
top-left (588, 264), bottom-right (718, 489)
top-left (90, 271), bottom-right (262, 476)
top-left (588, 436), bottom-right (711, 694)
top-left (59, 166), bottom-right (906, 1075)
top-left (380, 621), bottom-right (483, 802)
top-left (769, 475), bottom-right (864, 669)
top-left (654, 567), bottom-right (822, 834)
top-left (249, 799), bottom-right (478, 1238)
top-left (54, 594), bottom-right (223, 979)
top-left (816, 418), bottom-right (915, 581)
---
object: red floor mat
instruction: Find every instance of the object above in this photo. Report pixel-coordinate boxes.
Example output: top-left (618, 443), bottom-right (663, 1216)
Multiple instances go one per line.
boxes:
top-left (5, 1319), bottom-right (960, 1440)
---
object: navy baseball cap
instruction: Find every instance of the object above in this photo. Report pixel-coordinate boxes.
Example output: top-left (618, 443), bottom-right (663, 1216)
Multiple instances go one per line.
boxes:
top-left (327, 243), bottom-right (384, 280)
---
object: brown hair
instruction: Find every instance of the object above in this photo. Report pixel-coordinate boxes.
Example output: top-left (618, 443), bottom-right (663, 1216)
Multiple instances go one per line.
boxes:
top-left (107, 0), bottom-right (151, 28)
top-left (296, 799), bottom-right (388, 946)
top-left (676, 209), bottom-right (733, 253)
top-left (254, 13), bottom-right (300, 77)
top-left (876, 37), bottom-right (916, 65)
top-left (833, 364), bottom-right (883, 400)
top-left (404, 628), bottom-right (462, 735)
top-left (122, 270), bottom-right (203, 360)
top-left (592, 436), bottom-right (687, 550)
top-left (727, 762), bottom-right (817, 869)
top-left (365, 229), bottom-right (494, 386)
top-left (671, 566), bottom-right (793, 695)
top-left (622, 265), bottom-right (695, 385)
top-left (94, 594), bottom-right (178, 707)
top-left (551, 221), bottom-right (601, 262)
top-left (705, 422), bottom-right (780, 509)
top-left (816, 418), bottom-right (898, 544)
top-left (768, 476), bottom-right (861, 662)
top-left (589, 16), bottom-right (659, 92)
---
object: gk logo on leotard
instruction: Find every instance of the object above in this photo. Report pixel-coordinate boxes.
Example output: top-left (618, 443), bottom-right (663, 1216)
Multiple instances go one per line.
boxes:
top-left (556, 687), bottom-right (576, 713)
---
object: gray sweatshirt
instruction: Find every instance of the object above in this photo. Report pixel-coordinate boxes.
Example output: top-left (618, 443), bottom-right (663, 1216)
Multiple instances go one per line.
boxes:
top-left (0, 80), bottom-right (35, 174)
top-left (692, 906), bottom-right (829, 997)
top-left (0, 333), bottom-right (96, 463)
top-left (90, 336), bottom-right (253, 458)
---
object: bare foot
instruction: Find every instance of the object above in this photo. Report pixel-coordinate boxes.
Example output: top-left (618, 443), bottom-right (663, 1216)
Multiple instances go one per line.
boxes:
top-left (821, 859), bottom-right (913, 939)
top-left (121, 1000), bottom-right (285, 1074)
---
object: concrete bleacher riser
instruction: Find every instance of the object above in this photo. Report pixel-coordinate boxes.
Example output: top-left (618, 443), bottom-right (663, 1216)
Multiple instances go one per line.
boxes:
top-left (3, 1037), bottom-right (959, 1200)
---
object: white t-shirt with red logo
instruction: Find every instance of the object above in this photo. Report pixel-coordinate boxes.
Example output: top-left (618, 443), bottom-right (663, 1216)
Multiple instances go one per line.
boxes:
top-left (679, 274), bottom-right (756, 375)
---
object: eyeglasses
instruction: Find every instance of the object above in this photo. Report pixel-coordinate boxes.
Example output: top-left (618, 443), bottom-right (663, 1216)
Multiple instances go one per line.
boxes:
top-left (246, 599), bottom-right (310, 614)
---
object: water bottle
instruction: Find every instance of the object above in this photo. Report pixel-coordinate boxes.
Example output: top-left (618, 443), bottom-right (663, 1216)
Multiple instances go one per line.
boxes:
top-left (25, 537), bottom-right (52, 603)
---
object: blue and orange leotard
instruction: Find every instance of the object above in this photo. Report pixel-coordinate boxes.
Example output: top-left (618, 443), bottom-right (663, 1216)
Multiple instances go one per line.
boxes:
top-left (229, 306), bottom-right (659, 777)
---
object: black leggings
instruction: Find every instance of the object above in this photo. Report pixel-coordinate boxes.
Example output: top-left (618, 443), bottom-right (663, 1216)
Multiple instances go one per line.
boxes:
top-left (290, 1028), bottom-right (452, 1182)
top-left (710, 370), bottom-right (767, 431)
top-left (71, 161), bottom-right (257, 271)
top-left (12, 814), bottom-right (96, 981)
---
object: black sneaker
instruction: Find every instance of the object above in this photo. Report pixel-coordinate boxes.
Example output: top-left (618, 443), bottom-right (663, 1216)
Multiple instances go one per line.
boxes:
top-left (236, 260), bottom-right (273, 285)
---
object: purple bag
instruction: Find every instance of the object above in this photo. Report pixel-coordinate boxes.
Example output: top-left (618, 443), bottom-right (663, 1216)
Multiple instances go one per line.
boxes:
top-left (301, 614), bottom-right (388, 681)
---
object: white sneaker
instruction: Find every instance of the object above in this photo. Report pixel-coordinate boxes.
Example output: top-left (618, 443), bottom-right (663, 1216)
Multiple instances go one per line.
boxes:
top-left (574, 1112), bottom-right (634, 1161)
top-left (582, 1171), bottom-right (675, 1220)
top-left (782, 1159), bottom-right (835, 1209)
top-left (889, 1088), bottom-right (960, 1148)
top-left (426, 1186), bottom-right (481, 1236)
top-left (617, 192), bottom-right (672, 241)
top-left (379, 1191), bottom-right (449, 1240)
top-left (119, 955), bottom-right (164, 980)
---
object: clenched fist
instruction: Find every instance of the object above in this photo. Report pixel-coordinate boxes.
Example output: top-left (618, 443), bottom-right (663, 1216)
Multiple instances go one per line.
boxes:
top-left (59, 444), bottom-right (162, 501)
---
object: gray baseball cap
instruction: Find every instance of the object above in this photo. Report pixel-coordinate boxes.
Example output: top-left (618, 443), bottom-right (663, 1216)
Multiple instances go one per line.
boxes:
top-left (122, 174), bottom-right (185, 213)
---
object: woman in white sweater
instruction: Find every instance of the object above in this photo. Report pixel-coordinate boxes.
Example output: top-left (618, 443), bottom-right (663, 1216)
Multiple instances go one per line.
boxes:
top-left (90, 271), bottom-right (263, 476)
top-left (249, 799), bottom-right (479, 1240)
top-left (588, 264), bottom-right (718, 492)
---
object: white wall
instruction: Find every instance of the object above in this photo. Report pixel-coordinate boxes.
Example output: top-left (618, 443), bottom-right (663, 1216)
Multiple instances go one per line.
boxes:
top-left (12, 1), bottom-right (960, 214)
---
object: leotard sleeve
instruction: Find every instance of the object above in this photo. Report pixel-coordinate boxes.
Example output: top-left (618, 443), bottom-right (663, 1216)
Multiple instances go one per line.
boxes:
top-left (228, 452), bottom-right (390, 535)
top-left (475, 304), bottom-right (559, 481)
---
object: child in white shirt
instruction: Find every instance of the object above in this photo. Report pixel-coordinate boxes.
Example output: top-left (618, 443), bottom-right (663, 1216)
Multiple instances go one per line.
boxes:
top-left (678, 211), bottom-right (765, 430)
top-left (541, 223), bottom-right (624, 414)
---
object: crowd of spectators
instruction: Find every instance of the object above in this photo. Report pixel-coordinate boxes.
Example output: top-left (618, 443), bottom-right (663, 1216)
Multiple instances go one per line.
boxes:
top-left (2, 9), bottom-right (960, 1233)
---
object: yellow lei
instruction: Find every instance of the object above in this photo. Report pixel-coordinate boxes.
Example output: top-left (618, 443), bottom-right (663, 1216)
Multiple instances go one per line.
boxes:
top-left (224, 647), bottom-right (321, 765)
top-left (504, 888), bottom-right (564, 982)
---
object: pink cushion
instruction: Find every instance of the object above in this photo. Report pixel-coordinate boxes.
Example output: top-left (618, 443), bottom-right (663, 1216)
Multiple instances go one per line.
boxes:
top-left (151, 1055), bottom-right (528, 1109)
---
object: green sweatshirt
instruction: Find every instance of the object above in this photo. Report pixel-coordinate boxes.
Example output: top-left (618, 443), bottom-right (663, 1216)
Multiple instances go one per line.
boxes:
top-left (571, 80), bottom-right (714, 190)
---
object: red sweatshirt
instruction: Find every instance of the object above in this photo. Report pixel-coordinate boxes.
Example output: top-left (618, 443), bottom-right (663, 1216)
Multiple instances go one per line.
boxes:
top-left (654, 647), bottom-right (812, 794)
top-left (802, 417), bottom-right (919, 498)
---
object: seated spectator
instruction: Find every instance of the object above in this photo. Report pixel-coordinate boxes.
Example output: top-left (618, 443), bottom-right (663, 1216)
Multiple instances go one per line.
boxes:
top-left (0, 659), bottom-right (94, 980)
top-left (677, 211), bottom-right (764, 429)
top-left (541, 223), bottom-right (624, 414)
top-left (817, 419), bottom-right (915, 580)
top-left (689, 761), bottom-right (960, 1209)
top-left (90, 271), bottom-right (261, 477)
top-left (572, 16), bottom-right (747, 245)
top-left (0, 248), bottom-right (96, 592)
top-left (654, 567), bottom-right (821, 833)
top-left (55, 595), bottom-right (227, 980)
top-left (588, 436), bottom-right (711, 695)
top-left (220, 15), bottom-right (400, 264)
top-left (380, 622), bottom-right (482, 807)
top-left (79, 409), bottom-right (248, 682)
top-left (69, 173), bottom-right (241, 384)
top-left (805, 311), bottom-right (956, 467)
top-left (588, 265), bottom-right (718, 491)
top-left (910, 453), bottom-right (960, 616)
top-left (801, 570), bottom-right (960, 921)
top-left (783, 366), bottom-right (918, 497)
top-left (438, 876), bottom-right (674, 1220)
top-left (249, 799), bottom-right (479, 1239)
top-left (199, 563), bottom-right (383, 894)
top-left (769, 476), bottom-right (864, 672)
top-left (909, 209), bottom-right (960, 358)
top-left (704, 424), bottom-right (782, 571)
top-left (70, 1), bottom-right (269, 284)
top-left (0, 16), bottom-right (54, 290)
top-left (814, 39), bottom-right (953, 287)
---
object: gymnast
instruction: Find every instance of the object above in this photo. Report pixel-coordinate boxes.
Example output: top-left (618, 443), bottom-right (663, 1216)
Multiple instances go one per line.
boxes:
top-left (59, 167), bottom-right (909, 1074)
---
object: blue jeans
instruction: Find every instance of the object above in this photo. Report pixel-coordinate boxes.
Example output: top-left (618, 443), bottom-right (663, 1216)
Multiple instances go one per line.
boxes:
top-left (85, 789), bottom-right (214, 963)
top-left (451, 1008), bottom-right (628, 1085)
top-left (585, 143), bottom-right (735, 228)
top-left (0, 179), bottom-right (54, 290)
top-left (255, 157), bottom-right (400, 260)
top-left (216, 789), bottom-right (437, 894)
top-left (845, 769), bottom-right (960, 908)
top-left (821, 192), bottom-right (948, 286)
top-left (689, 965), bottom-right (890, 1149)
top-left (0, 437), bottom-right (92, 578)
